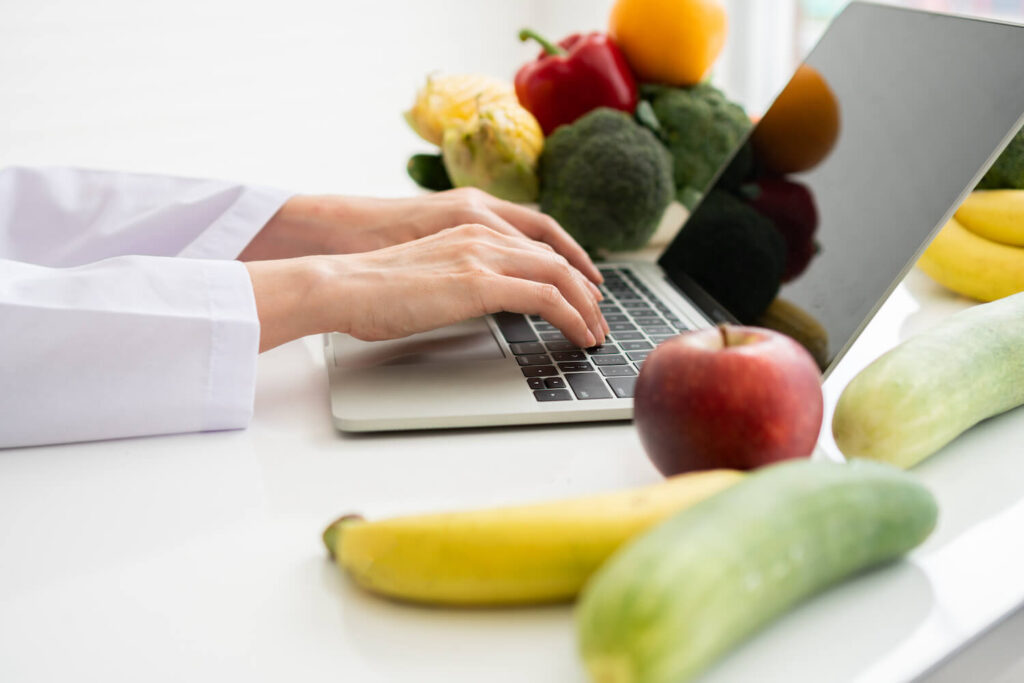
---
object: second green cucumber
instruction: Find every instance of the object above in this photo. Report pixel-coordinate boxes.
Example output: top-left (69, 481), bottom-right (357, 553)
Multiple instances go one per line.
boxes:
top-left (575, 459), bottom-right (937, 683)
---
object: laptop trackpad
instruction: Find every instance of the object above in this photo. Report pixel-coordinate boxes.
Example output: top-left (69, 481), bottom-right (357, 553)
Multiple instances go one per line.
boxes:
top-left (331, 317), bottom-right (504, 369)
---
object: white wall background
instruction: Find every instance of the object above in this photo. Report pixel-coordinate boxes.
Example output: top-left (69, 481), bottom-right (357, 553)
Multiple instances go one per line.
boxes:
top-left (3, 0), bottom-right (1018, 198)
top-left (3, 0), bottom-right (792, 199)
top-left (1, 0), bottom-right (614, 196)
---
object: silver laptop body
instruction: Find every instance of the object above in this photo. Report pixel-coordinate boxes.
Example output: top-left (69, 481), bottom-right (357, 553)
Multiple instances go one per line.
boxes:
top-left (326, 2), bottom-right (1024, 433)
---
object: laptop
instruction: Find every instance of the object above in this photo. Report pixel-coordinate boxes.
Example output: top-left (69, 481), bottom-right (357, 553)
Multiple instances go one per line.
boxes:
top-left (325, 1), bottom-right (1024, 432)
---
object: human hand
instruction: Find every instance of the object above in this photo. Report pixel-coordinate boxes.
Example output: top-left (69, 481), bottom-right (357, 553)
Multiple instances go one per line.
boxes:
top-left (240, 188), bottom-right (603, 286)
top-left (245, 224), bottom-right (609, 352)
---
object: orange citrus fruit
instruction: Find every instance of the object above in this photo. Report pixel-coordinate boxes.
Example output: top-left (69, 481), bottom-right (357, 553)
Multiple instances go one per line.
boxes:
top-left (609, 0), bottom-right (727, 86)
top-left (751, 64), bottom-right (841, 175)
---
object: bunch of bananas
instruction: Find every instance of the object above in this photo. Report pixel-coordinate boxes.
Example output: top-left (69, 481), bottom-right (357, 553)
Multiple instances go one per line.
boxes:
top-left (918, 190), bottom-right (1024, 301)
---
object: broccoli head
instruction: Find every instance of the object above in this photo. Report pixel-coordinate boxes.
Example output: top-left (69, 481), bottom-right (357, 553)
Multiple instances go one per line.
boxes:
top-left (640, 83), bottom-right (752, 205)
top-left (674, 189), bottom-right (786, 323)
top-left (977, 126), bottom-right (1024, 190)
top-left (539, 108), bottom-right (674, 254)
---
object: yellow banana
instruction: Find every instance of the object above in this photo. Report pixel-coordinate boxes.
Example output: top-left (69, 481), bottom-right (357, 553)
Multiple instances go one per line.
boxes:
top-left (917, 216), bottom-right (1024, 301)
top-left (322, 470), bottom-right (743, 607)
top-left (955, 190), bottom-right (1024, 246)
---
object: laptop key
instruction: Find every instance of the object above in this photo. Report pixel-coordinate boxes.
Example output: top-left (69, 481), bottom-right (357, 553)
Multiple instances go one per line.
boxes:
top-left (609, 322), bottom-right (638, 332)
top-left (544, 377), bottom-right (567, 389)
top-left (509, 342), bottom-right (546, 355)
top-left (634, 316), bottom-right (666, 326)
top-left (607, 376), bottom-right (637, 398)
top-left (534, 389), bottom-right (573, 402)
top-left (609, 330), bottom-right (645, 341)
top-left (517, 354), bottom-right (552, 366)
top-left (599, 365), bottom-right (637, 377)
top-left (619, 340), bottom-right (653, 351)
top-left (649, 335), bottom-right (675, 344)
top-left (527, 377), bottom-right (545, 390)
top-left (592, 354), bottom-right (628, 366)
top-left (552, 350), bottom-right (586, 362)
top-left (565, 372), bottom-right (613, 400)
top-left (627, 350), bottom-right (651, 361)
top-left (558, 361), bottom-right (594, 372)
top-left (586, 344), bottom-right (619, 355)
top-left (522, 365), bottom-right (558, 377)
top-left (545, 340), bottom-right (580, 352)
top-left (642, 325), bottom-right (674, 335)
top-left (622, 300), bottom-right (651, 309)
top-left (603, 314), bottom-right (631, 324)
top-left (494, 312), bottom-right (537, 343)
top-left (533, 322), bottom-right (557, 332)
top-left (540, 331), bottom-right (568, 341)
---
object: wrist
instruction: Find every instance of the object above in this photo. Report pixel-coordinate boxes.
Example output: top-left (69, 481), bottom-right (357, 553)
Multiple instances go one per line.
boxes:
top-left (245, 256), bottom-right (336, 352)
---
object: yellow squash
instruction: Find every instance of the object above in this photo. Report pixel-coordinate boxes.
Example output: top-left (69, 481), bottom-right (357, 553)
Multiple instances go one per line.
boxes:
top-left (403, 73), bottom-right (542, 157)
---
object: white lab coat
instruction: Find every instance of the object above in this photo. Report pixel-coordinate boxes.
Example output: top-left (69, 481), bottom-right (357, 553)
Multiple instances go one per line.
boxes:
top-left (0, 166), bottom-right (293, 448)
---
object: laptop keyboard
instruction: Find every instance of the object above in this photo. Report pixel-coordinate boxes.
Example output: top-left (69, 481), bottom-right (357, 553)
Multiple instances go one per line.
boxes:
top-left (494, 267), bottom-right (691, 402)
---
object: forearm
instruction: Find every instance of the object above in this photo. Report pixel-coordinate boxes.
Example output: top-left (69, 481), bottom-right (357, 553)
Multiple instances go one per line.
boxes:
top-left (238, 195), bottom-right (402, 261)
top-left (244, 257), bottom-right (335, 352)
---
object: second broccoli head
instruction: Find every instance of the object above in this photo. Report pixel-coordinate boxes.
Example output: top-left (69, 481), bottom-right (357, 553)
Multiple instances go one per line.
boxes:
top-left (539, 108), bottom-right (675, 254)
top-left (640, 82), bottom-right (753, 207)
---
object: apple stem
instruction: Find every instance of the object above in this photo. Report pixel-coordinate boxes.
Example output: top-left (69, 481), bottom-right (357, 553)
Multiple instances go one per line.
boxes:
top-left (718, 323), bottom-right (729, 348)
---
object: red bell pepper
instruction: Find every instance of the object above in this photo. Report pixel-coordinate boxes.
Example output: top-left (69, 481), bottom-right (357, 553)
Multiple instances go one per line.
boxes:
top-left (515, 29), bottom-right (638, 136)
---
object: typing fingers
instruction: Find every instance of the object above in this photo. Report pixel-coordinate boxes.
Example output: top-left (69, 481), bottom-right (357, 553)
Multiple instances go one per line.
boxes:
top-left (476, 211), bottom-right (604, 303)
top-left (482, 197), bottom-right (604, 285)
top-left (486, 244), bottom-right (607, 346)
top-left (476, 275), bottom-right (596, 349)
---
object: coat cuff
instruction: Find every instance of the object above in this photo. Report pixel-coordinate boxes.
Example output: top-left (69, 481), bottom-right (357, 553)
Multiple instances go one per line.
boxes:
top-left (200, 259), bottom-right (261, 431)
top-left (179, 185), bottom-right (295, 260)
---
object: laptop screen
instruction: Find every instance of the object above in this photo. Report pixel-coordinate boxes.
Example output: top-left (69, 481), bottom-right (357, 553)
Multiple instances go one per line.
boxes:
top-left (657, 2), bottom-right (1024, 373)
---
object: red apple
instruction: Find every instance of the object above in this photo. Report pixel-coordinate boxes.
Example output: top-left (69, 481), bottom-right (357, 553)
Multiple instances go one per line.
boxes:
top-left (634, 325), bottom-right (823, 476)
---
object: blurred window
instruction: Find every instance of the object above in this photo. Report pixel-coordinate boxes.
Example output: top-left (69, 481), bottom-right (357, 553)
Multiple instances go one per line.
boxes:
top-left (720, 0), bottom-right (1024, 114)
top-left (798, 0), bottom-right (1024, 55)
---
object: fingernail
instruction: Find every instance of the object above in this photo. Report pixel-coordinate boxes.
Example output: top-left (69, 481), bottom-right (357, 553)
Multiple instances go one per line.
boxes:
top-left (585, 331), bottom-right (597, 347)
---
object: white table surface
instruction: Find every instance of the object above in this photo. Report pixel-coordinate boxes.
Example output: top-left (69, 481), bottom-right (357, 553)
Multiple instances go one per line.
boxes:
top-left (3, 267), bottom-right (1024, 683)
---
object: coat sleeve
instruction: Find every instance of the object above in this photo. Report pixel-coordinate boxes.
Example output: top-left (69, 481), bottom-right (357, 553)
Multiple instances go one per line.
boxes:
top-left (0, 167), bottom-right (294, 448)
top-left (0, 165), bottom-right (293, 265)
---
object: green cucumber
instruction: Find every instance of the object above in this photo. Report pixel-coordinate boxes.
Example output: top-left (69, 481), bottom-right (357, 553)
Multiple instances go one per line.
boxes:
top-left (407, 153), bottom-right (453, 192)
top-left (833, 291), bottom-right (1024, 469)
top-left (575, 459), bottom-right (936, 683)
